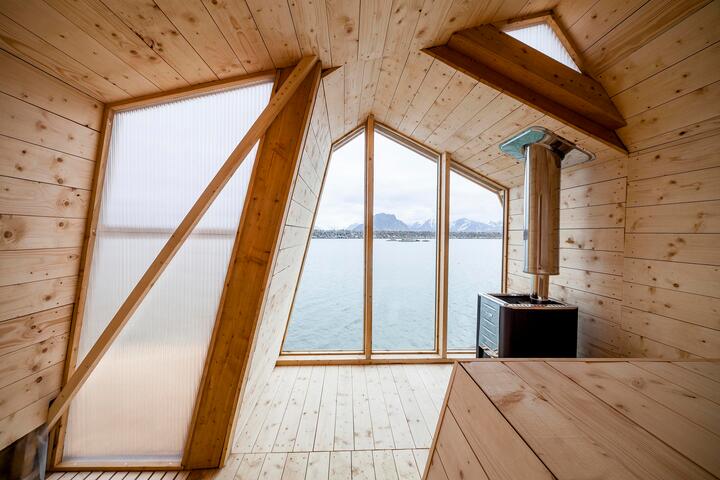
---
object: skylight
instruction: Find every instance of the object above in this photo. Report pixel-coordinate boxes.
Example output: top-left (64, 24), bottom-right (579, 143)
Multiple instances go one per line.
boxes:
top-left (505, 22), bottom-right (580, 72)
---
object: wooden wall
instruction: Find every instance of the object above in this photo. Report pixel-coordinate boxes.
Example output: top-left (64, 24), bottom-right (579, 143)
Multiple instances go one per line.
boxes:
top-left (0, 51), bottom-right (101, 448)
top-left (509, 2), bottom-right (720, 359)
top-left (233, 80), bottom-right (332, 442)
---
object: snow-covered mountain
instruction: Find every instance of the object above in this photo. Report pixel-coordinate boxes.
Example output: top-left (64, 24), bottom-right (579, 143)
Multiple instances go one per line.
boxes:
top-left (347, 213), bottom-right (501, 232)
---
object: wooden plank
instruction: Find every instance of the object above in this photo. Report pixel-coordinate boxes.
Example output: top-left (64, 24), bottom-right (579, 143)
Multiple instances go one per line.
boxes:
top-left (0, 0), bottom-right (159, 97)
top-left (424, 452), bottom-right (449, 480)
top-left (623, 258), bottom-right (719, 298)
top-left (0, 391), bottom-right (56, 450)
top-left (0, 176), bottom-right (89, 219)
top-left (629, 131), bottom-right (719, 181)
top-left (549, 284), bottom-right (621, 322)
top-left (560, 178), bottom-right (626, 209)
top-left (371, 450), bottom-right (397, 480)
top-left (508, 361), bottom-right (715, 480)
top-left (619, 81), bottom-right (720, 149)
top-left (99, 0), bottom-right (216, 84)
top-left (675, 361), bottom-right (720, 383)
top-left (0, 215), bottom-right (85, 251)
top-left (465, 361), bottom-right (637, 479)
top-left (447, 365), bottom-right (552, 479)
top-left (350, 450), bottom-right (373, 480)
top-left (628, 165), bottom-right (720, 207)
top-left (350, 365), bottom-right (373, 450)
top-left (48, 57), bottom-right (318, 434)
top-left (236, 453), bottom-right (265, 480)
top-left (559, 249), bottom-right (623, 275)
top-left (390, 365), bottom-right (431, 448)
top-left (281, 452), bottom-right (308, 479)
top-left (334, 365), bottom-right (354, 451)
top-left (625, 233), bottom-right (720, 265)
top-left (258, 453), bottom-right (287, 480)
top-left (392, 450), bottom-right (421, 480)
top-left (559, 203), bottom-right (625, 229)
top-left (0, 50), bottom-right (102, 129)
top-left (273, 368), bottom-right (311, 452)
top-left (633, 361), bottom-right (720, 404)
top-left (434, 410), bottom-right (488, 480)
top-left (0, 333), bottom-right (66, 389)
top-left (364, 365), bottom-right (394, 449)
top-left (0, 276), bottom-right (76, 322)
top-left (306, 452), bottom-right (330, 480)
top-left (181, 60), bottom-right (320, 468)
top-left (329, 451), bottom-right (351, 480)
top-left (252, 368), bottom-right (300, 453)
top-left (598, 2), bottom-right (719, 95)
top-left (412, 72), bottom-right (477, 141)
top-left (376, 365), bottom-right (414, 449)
top-left (0, 247), bottom-right (80, 286)
top-left (626, 200), bottom-right (720, 234)
top-left (152, 0), bottom-right (245, 79)
top-left (559, 228), bottom-right (625, 252)
top-left (314, 366), bottom-right (338, 451)
top-left (595, 361), bottom-right (720, 436)
top-left (0, 362), bottom-right (62, 419)
top-left (583, 0), bottom-right (710, 76)
top-left (551, 361), bottom-right (720, 477)
top-left (0, 93), bottom-right (99, 159)
top-left (0, 305), bottom-right (71, 357)
top-left (293, 366), bottom-right (324, 452)
top-left (0, 135), bottom-right (95, 190)
top-left (245, 0), bottom-right (302, 68)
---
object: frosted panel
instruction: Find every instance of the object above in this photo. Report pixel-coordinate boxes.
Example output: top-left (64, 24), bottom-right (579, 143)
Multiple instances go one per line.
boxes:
top-left (505, 23), bottom-right (580, 72)
top-left (63, 82), bottom-right (272, 464)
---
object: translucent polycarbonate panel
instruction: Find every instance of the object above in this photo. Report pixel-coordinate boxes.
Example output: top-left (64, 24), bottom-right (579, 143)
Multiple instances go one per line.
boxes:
top-left (284, 132), bottom-right (365, 352)
top-left (447, 171), bottom-right (503, 350)
top-left (372, 131), bottom-right (438, 351)
top-left (63, 81), bottom-right (272, 464)
top-left (505, 22), bottom-right (580, 72)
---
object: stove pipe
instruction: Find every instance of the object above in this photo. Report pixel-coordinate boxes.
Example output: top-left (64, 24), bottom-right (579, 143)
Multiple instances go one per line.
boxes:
top-left (499, 127), bottom-right (595, 302)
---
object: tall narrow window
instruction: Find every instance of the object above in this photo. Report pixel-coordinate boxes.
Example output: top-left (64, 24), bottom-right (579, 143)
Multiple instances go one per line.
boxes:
top-left (447, 170), bottom-right (504, 350)
top-left (283, 131), bottom-right (366, 352)
top-left (372, 130), bottom-right (438, 351)
top-left (63, 82), bottom-right (272, 464)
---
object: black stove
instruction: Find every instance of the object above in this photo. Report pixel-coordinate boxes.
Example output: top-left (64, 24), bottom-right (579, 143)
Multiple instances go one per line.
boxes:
top-left (477, 293), bottom-right (578, 358)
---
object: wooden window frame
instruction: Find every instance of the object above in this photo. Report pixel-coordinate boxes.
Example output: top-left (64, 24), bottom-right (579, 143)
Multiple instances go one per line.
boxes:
top-left (49, 69), bottom-right (279, 471)
top-left (279, 117), bottom-right (508, 362)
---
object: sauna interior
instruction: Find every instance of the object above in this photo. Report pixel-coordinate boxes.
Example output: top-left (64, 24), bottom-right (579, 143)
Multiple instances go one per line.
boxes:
top-left (0, 0), bottom-right (718, 479)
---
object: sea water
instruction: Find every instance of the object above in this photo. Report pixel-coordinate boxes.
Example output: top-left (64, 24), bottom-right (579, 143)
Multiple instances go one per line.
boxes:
top-left (284, 238), bottom-right (502, 351)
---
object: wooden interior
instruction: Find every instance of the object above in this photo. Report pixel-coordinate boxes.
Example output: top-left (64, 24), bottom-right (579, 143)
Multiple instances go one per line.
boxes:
top-left (0, 0), bottom-right (718, 476)
top-left (426, 359), bottom-right (720, 479)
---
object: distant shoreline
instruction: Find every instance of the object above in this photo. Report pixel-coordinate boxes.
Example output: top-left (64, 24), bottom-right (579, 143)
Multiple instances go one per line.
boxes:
top-left (312, 230), bottom-right (502, 240)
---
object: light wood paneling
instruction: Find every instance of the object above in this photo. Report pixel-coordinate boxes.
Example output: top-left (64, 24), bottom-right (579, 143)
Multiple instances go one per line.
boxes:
top-left (0, 43), bottom-right (98, 449)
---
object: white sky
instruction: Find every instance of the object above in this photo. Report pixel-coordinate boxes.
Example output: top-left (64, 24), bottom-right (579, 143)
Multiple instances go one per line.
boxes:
top-left (314, 131), bottom-right (504, 230)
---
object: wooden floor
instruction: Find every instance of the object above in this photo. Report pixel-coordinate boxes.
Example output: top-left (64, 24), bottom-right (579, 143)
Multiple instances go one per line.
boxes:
top-left (49, 364), bottom-right (452, 480)
top-left (427, 359), bottom-right (720, 480)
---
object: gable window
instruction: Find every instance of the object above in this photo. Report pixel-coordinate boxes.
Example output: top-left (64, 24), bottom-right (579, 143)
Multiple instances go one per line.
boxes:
top-left (502, 18), bottom-right (581, 72)
top-left (282, 119), bottom-right (506, 358)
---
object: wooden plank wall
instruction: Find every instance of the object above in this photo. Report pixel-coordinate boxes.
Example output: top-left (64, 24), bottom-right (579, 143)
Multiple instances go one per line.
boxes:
top-left (0, 51), bottom-right (101, 448)
top-left (234, 80), bottom-right (332, 436)
top-left (509, 2), bottom-right (720, 359)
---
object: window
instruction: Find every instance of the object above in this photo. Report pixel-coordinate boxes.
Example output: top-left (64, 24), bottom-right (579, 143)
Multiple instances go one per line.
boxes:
top-left (282, 120), bottom-right (505, 357)
top-left (447, 169), bottom-right (504, 350)
top-left (504, 21), bottom-right (580, 72)
top-left (284, 131), bottom-right (365, 352)
top-left (62, 81), bottom-right (272, 465)
top-left (372, 130), bottom-right (438, 351)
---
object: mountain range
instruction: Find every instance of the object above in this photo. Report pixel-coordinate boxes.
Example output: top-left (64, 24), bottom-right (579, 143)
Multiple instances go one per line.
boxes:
top-left (346, 213), bottom-right (501, 233)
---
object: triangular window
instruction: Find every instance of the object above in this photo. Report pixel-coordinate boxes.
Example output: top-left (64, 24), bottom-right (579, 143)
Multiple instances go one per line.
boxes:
top-left (504, 21), bottom-right (581, 72)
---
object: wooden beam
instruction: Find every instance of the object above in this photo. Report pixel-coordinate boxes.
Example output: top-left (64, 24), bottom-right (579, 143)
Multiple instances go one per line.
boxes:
top-left (423, 25), bottom-right (627, 153)
top-left (181, 61), bottom-right (322, 469)
top-left (45, 55), bottom-right (319, 430)
top-left (364, 115), bottom-right (374, 359)
top-left (437, 152), bottom-right (449, 357)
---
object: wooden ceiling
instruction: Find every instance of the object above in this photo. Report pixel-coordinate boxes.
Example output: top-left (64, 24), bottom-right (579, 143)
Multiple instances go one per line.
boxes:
top-left (0, 0), bottom-right (710, 187)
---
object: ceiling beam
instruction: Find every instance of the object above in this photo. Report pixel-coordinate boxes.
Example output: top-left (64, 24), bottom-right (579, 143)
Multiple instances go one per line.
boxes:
top-left (182, 60), bottom-right (322, 469)
top-left (423, 24), bottom-right (627, 153)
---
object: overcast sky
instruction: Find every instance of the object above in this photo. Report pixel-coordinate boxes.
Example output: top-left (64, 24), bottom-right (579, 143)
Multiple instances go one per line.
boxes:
top-left (314, 131), bottom-right (504, 230)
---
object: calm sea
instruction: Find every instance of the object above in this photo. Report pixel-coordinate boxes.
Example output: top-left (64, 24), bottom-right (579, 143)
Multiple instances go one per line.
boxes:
top-left (284, 238), bottom-right (503, 352)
